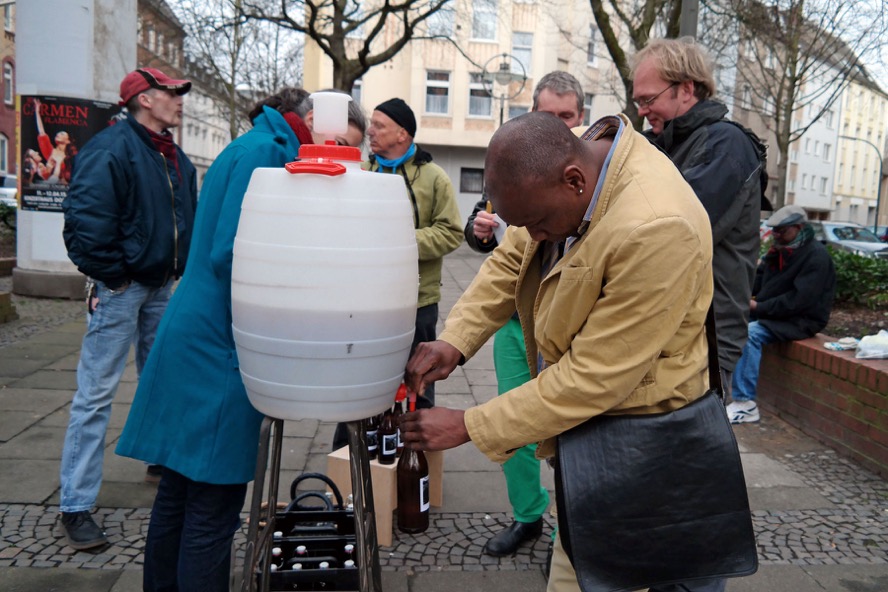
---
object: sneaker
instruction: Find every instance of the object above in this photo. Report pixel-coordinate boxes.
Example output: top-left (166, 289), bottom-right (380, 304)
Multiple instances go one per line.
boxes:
top-left (144, 464), bottom-right (164, 484)
top-left (59, 511), bottom-right (107, 550)
top-left (727, 400), bottom-right (760, 424)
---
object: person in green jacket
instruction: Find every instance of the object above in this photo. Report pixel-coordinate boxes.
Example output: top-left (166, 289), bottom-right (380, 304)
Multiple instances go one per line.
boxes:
top-left (332, 98), bottom-right (462, 450)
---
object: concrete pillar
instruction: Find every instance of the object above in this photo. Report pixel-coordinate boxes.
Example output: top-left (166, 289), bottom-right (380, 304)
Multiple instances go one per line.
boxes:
top-left (14, 0), bottom-right (135, 298)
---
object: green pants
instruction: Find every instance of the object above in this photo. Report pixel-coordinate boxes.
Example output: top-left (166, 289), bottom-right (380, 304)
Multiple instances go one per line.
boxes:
top-left (493, 317), bottom-right (550, 523)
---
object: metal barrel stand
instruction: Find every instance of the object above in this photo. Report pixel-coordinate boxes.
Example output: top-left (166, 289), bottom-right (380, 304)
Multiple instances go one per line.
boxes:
top-left (242, 417), bottom-right (382, 592)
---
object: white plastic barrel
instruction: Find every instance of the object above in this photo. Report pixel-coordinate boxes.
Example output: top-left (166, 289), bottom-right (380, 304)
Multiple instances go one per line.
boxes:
top-left (231, 144), bottom-right (418, 421)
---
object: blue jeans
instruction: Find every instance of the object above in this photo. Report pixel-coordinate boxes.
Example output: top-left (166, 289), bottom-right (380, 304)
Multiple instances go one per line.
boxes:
top-left (144, 468), bottom-right (247, 592)
top-left (731, 320), bottom-right (778, 403)
top-left (60, 279), bottom-right (172, 512)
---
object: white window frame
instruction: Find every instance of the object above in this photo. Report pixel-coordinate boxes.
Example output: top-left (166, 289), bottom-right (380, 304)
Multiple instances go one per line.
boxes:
top-left (508, 105), bottom-right (528, 120)
top-left (822, 143), bottom-right (831, 162)
top-left (587, 26), bottom-right (597, 65)
top-left (582, 93), bottom-right (594, 126)
top-left (3, 63), bottom-right (12, 106)
top-left (3, 5), bottom-right (12, 32)
top-left (468, 73), bottom-right (492, 118)
top-left (511, 32), bottom-right (533, 76)
top-left (351, 79), bottom-right (362, 105)
top-left (425, 71), bottom-right (450, 115)
top-left (471, 0), bottom-right (497, 41)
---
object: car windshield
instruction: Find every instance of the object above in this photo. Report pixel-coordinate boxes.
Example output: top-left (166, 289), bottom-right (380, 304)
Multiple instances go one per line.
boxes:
top-left (829, 225), bottom-right (881, 243)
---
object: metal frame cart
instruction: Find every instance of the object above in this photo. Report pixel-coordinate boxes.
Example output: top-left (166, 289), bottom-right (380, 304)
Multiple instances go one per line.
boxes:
top-left (242, 418), bottom-right (383, 592)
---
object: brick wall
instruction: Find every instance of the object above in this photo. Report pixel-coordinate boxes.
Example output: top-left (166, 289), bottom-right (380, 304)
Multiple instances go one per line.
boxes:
top-left (758, 335), bottom-right (888, 478)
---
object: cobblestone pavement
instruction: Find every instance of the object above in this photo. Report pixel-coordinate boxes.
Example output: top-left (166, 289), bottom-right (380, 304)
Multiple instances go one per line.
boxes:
top-left (1, 251), bottom-right (886, 584)
top-left (1, 448), bottom-right (886, 572)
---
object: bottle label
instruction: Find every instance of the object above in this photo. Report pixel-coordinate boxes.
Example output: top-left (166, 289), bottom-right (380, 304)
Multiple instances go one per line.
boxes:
top-left (420, 475), bottom-right (430, 512)
top-left (366, 429), bottom-right (378, 451)
top-left (381, 433), bottom-right (398, 456)
top-left (397, 428), bottom-right (403, 449)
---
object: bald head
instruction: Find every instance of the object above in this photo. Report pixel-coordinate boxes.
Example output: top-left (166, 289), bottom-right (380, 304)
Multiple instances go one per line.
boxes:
top-left (486, 112), bottom-right (581, 191)
top-left (484, 112), bottom-right (607, 242)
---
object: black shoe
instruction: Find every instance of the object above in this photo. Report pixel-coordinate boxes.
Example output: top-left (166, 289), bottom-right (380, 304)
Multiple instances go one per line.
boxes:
top-left (145, 464), bottom-right (164, 484)
top-left (543, 539), bottom-right (553, 579)
top-left (483, 518), bottom-right (543, 556)
top-left (59, 511), bottom-right (107, 550)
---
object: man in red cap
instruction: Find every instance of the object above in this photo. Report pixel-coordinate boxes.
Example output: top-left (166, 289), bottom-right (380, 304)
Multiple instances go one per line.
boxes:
top-left (57, 67), bottom-right (197, 551)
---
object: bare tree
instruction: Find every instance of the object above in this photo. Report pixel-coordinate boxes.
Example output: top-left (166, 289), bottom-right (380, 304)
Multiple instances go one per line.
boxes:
top-left (587, 0), bottom-right (683, 128)
top-left (240, 0), bottom-right (454, 92)
top-left (174, 0), bottom-right (303, 139)
top-left (706, 0), bottom-right (887, 209)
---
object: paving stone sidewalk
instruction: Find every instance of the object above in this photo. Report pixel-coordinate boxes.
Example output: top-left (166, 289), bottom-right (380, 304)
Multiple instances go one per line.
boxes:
top-left (1, 246), bottom-right (887, 592)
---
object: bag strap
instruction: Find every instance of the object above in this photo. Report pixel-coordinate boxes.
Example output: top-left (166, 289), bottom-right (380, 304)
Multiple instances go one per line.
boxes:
top-left (704, 304), bottom-right (724, 399)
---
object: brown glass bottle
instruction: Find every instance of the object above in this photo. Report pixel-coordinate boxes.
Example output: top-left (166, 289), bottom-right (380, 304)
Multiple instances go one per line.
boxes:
top-left (365, 415), bottom-right (379, 460)
top-left (396, 445), bottom-right (429, 533)
top-left (378, 407), bottom-right (398, 465)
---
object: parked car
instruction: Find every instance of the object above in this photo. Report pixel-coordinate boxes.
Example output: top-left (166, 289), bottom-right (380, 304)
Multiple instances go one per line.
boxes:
top-left (875, 225), bottom-right (888, 243)
top-left (0, 174), bottom-right (16, 208)
top-left (810, 221), bottom-right (888, 259)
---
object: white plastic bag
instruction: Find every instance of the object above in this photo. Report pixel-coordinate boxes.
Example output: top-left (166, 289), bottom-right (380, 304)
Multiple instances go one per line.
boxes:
top-left (855, 329), bottom-right (888, 359)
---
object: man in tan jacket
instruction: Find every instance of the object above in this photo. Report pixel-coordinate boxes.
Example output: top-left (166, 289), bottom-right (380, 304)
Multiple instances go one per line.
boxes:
top-left (401, 112), bottom-right (720, 592)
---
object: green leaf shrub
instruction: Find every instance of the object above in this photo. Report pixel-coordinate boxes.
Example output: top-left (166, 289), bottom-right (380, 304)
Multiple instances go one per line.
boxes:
top-left (827, 246), bottom-right (888, 308)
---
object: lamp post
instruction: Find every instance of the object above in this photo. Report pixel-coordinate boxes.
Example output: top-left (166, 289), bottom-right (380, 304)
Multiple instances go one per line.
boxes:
top-left (480, 53), bottom-right (527, 126)
top-left (839, 135), bottom-right (884, 234)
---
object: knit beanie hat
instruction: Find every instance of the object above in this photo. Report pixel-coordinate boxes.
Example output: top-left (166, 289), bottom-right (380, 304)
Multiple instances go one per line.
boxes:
top-left (375, 98), bottom-right (417, 138)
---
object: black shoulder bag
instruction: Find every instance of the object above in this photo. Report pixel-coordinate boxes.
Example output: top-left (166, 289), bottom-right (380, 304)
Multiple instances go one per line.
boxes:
top-left (554, 306), bottom-right (758, 592)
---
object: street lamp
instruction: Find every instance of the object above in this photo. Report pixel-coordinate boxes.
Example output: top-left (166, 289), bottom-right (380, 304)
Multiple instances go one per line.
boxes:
top-left (480, 53), bottom-right (527, 126)
top-left (839, 135), bottom-right (884, 234)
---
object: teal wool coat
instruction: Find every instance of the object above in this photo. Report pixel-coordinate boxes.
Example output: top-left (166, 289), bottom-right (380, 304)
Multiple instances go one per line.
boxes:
top-left (116, 107), bottom-right (303, 484)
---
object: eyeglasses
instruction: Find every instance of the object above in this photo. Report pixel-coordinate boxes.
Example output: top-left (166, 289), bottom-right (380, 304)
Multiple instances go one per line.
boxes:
top-left (632, 83), bottom-right (677, 110)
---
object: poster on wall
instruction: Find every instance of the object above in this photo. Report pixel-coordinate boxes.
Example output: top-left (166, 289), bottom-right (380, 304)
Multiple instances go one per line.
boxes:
top-left (19, 96), bottom-right (123, 212)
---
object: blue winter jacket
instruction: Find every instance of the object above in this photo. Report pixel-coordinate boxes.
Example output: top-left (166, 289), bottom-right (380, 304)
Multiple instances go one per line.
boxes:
top-left (62, 115), bottom-right (197, 288)
top-left (116, 106), bottom-right (302, 484)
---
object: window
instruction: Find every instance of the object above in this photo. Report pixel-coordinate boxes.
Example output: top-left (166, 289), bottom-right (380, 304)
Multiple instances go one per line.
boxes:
top-left (472, 0), bottom-right (497, 40)
top-left (820, 177), bottom-right (828, 194)
top-left (838, 163), bottom-right (844, 182)
top-left (804, 139), bottom-right (810, 154)
top-left (508, 105), bottom-right (528, 120)
top-left (468, 73), bottom-right (492, 117)
top-left (0, 134), bottom-right (7, 173)
top-left (587, 26), bottom-right (597, 65)
top-left (824, 109), bottom-right (834, 128)
top-left (741, 86), bottom-right (752, 110)
top-left (427, 6), bottom-right (454, 36)
top-left (425, 71), bottom-right (450, 115)
top-left (765, 48), bottom-right (775, 69)
top-left (851, 166), bottom-right (856, 188)
top-left (582, 93), bottom-right (594, 126)
top-left (511, 32), bottom-right (533, 76)
top-left (3, 5), bottom-right (11, 32)
top-left (351, 79), bottom-right (362, 105)
top-left (460, 168), bottom-right (484, 193)
top-left (744, 38), bottom-right (755, 60)
top-left (763, 94), bottom-right (774, 115)
top-left (147, 27), bottom-right (155, 51)
top-left (814, 140), bottom-right (819, 155)
top-left (801, 174), bottom-right (808, 189)
top-left (3, 63), bottom-right (12, 106)
top-left (822, 143), bottom-right (831, 162)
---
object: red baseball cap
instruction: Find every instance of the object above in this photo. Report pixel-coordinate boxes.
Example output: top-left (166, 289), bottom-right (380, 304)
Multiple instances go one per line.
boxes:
top-left (119, 68), bottom-right (192, 106)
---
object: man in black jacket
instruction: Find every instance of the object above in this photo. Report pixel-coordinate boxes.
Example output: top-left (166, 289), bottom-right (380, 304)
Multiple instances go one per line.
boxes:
top-left (727, 205), bottom-right (836, 423)
top-left (58, 68), bottom-right (197, 550)
top-left (632, 38), bottom-right (764, 400)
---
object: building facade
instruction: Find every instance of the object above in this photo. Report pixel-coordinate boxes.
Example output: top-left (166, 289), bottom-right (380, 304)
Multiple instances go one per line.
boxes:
top-left (303, 0), bottom-right (623, 221)
top-left (138, 0), bottom-right (230, 185)
top-left (833, 76), bottom-right (888, 227)
top-left (0, 1), bottom-right (14, 177)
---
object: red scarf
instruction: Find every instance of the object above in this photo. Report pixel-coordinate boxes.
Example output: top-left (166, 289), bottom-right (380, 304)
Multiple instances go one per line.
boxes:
top-left (145, 127), bottom-right (181, 183)
top-left (282, 112), bottom-right (315, 146)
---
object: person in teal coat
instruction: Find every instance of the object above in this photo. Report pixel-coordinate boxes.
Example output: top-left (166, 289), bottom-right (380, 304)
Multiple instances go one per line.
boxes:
top-left (115, 88), bottom-right (366, 592)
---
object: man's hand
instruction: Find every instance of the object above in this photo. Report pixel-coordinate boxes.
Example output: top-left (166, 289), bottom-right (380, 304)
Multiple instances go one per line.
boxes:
top-left (749, 298), bottom-right (758, 312)
top-left (472, 210), bottom-right (499, 242)
top-left (399, 407), bottom-right (470, 451)
top-left (405, 340), bottom-right (463, 395)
